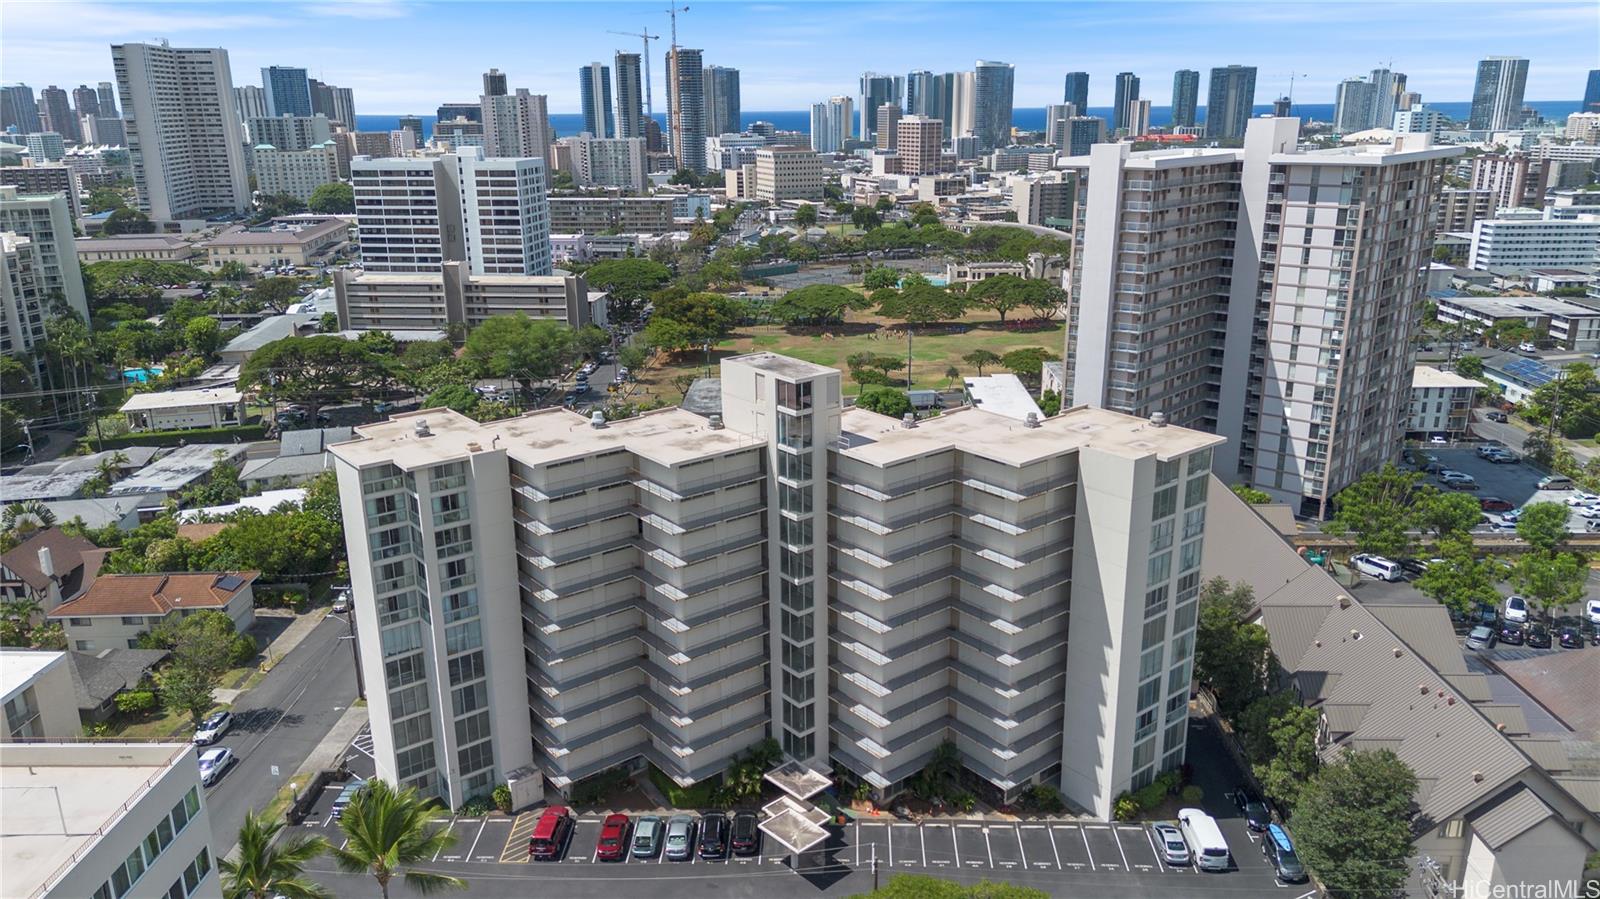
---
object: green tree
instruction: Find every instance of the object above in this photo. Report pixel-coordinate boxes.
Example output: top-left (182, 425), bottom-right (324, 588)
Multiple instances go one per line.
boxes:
top-left (999, 346), bottom-right (1058, 383)
top-left (1253, 704), bottom-right (1322, 810)
top-left (966, 274), bottom-right (1033, 323)
top-left (240, 335), bottom-right (381, 415)
top-left (1521, 363), bottom-right (1600, 439)
top-left (1293, 749), bottom-right (1418, 899)
top-left (1236, 691), bottom-right (1300, 763)
top-left (1511, 551), bottom-right (1588, 620)
top-left (851, 206), bottom-right (883, 230)
top-left (1193, 578), bottom-right (1273, 721)
top-left (944, 365), bottom-right (961, 388)
top-left (145, 609), bottom-right (242, 680)
top-left (318, 311), bottom-right (339, 333)
top-left (249, 277), bottom-right (303, 314)
top-left (616, 344), bottom-right (648, 373)
top-left (307, 182), bottom-right (355, 214)
top-left (159, 660), bottom-right (220, 727)
top-left (583, 258), bottom-right (672, 323)
top-left (1415, 536), bottom-right (1503, 617)
top-left (908, 202), bottom-right (940, 228)
top-left (962, 349), bottom-right (1001, 375)
top-left (1325, 464), bottom-right (1427, 559)
top-left (877, 282), bottom-right (968, 328)
top-left (461, 315), bottom-right (575, 394)
top-left (254, 192), bottom-right (307, 219)
top-left (770, 284), bottom-right (871, 326)
top-left (216, 260), bottom-right (250, 282)
top-left (86, 187), bottom-right (128, 214)
top-left (1520, 430), bottom-right (1557, 468)
top-left (221, 809), bottom-right (332, 899)
top-left (1515, 501), bottom-right (1572, 554)
top-left (422, 384), bottom-right (481, 415)
top-left (103, 207), bottom-right (155, 235)
top-left (331, 779), bottom-right (466, 899)
top-left (643, 292), bottom-right (742, 353)
top-left (0, 598), bottom-right (42, 647)
top-left (1415, 490), bottom-right (1484, 540)
top-left (1231, 483), bottom-right (1273, 504)
top-left (184, 315), bottom-right (224, 357)
top-left (856, 386), bottom-right (913, 418)
top-left (1454, 355), bottom-right (1484, 378)
top-left (793, 204), bottom-right (818, 229)
top-left (862, 266), bottom-right (901, 292)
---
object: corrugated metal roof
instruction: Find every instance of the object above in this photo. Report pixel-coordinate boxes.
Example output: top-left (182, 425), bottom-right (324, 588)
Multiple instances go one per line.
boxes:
top-left (1321, 704), bottom-right (1368, 735)
top-left (1511, 738), bottom-right (1571, 774)
top-left (1469, 786), bottom-right (1555, 850)
top-left (1261, 603), bottom-right (1334, 671)
top-left (1552, 776), bottom-right (1600, 815)
top-left (1443, 672), bottom-right (1493, 704)
top-left (1480, 704), bottom-right (1531, 736)
top-left (1368, 604), bottom-right (1470, 675)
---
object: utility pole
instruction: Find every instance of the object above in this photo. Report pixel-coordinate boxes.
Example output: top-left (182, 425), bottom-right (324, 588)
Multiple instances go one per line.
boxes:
top-left (339, 604), bottom-right (365, 700)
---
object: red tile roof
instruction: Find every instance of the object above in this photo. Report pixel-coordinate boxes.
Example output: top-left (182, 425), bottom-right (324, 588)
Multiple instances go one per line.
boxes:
top-left (48, 571), bottom-right (258, 618)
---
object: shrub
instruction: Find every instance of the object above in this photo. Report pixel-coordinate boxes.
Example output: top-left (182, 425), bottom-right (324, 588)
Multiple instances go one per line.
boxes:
top-left (115, 689), bottom-right (156, 714)
top-left (493, 783), bottom-right (513, 814)
top-left (1180, 785), bottom-right (1204, 804)
top-left (230, 633), bottom-right (258, 667)
top-left (1023, 784), bottom-right (1063, 813)
top-left (1113, 793), bottom-right (1140, 821)
top-left (572, 766), bottom-right (633, 807)
top-left (456, 797), bottom-right (491, 817)
top-left (1132, 781), bottom-right (1166, 810)
top-left (77, 423), bottom-right (267, 451)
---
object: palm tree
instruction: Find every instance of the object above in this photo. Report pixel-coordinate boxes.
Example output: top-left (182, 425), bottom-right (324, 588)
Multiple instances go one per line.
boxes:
top-left (331, 780), bottom-right (465, 898)
top-left (221, 810), bottom-right (331, 899)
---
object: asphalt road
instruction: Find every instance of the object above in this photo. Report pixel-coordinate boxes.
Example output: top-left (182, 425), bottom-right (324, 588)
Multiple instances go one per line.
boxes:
top-left (203, 615), bottom-right (358, 854)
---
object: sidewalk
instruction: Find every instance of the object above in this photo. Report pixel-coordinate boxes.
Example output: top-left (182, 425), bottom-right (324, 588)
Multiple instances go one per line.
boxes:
top-left (258, 607), bottom-right (331, 669)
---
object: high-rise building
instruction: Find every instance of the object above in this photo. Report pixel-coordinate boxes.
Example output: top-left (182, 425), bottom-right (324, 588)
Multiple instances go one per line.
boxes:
top-left (71, 85), bottom-right (100, 120)
top-left (38, 87), bottom-right (80, 144)
top-left (21, 133), bottom-right (66, 162)
top-left (1065, 116), bottom-right (1105, 157)
top-left (482, 90), bottom-right (552, 161)
top-left (614, 52), bottom-right (645, 140)
top-left (972, 61), bottom-right (1015, 152)
top-left (398, 115), bottom-right (424, 148)
top-left (1204, 65), bottom-right (1256, 140)
top-left (1272, 96), bottom-right (1292, 117)
top-left (906, 70), bottom-right (934, 117)
top-left (1469, 57), bottom-right (1529, 131)
top-left (261, 66), bottom-right (312, 118)
top-left (80, 115), bottom-right (126, 147)
top-left (330, 351), bottom-right (1222, 815)
top-left (234, 85), bottom-right (268, 122)
top-left (665, 47), bottom-right (707, 173)
top-left (1063, 72), bottom-right (1090, 112)
top-left (568, 135), bottom-right (646, 191)
top-left (858, 73), bottom-right (901, 142)
top-left (875, 105), bottom-right (901, 151)
top-left (96, 81), bottom-right (118, 118)
top-left (1, 232), bottom-right (47, 365)
top-left (1, 164), bottom-right (83, 222)
top-left (1126, 99), bottom-right (1152, 138)
top-left (706, 133), bottom-right (765, 171)
top-left (1586, 70), bottom-right (1600, 113)
top-left (1, 85), bottom-right (42, 134)
top-left (1043, 103), bottom-right (1077, 151)
top-left (1112, 73), bottom-right (1140, 134)
top-left (950, 71), bottom-right (977, 141)
top-left (703, 65), bottom-right (741, 139)
top-left (1012, 172), bottom-right (1073, 226)
top-left (247, 114), bottom-right (333, 150)
top-left (308, 78), bottom-right (356, 128)
top-left (251, 141), bottom-right (339, 202)
top-left (809, 96), bottom-right (852, 154)
top-left (352, 146), bottom-right (550, 276)
top-left (1061, 118), bottom-right (1457, 517)
top-left (1394, 106), bottom-right (1447, 137)
top-left (579, 63), bottom-right (615, 138)
top-left (1333, 78), bottom-right (1375, 133)
top-left (1365, 68), bottom-right (1405, 130)
top-left (1170, 70), bottom-right (1200, 129)
top-left (113, 42), bottom-right (250, 222)
top-left (0, 186), bottom-right (87, 327)
top-left (754, 145), bottom-right (823, 202)
top-left (896, 115), bottom-right (943, 175)
top-left (437, 103), bottom-right (481, 124)
top-left (483, 68), bottom-right (508, 98)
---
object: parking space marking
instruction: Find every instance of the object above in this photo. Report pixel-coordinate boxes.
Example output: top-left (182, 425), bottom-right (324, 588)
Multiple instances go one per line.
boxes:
top-left (957, 823), bottom-right (986, 868)
top-left (1015, 826), bottom-right (1028, 869)
top-left (925, 822), bottom-right (954, 867)
top-left (1021, 824), bottom-right (1059, 870)
top-left (499, 812), bottom-right (537, 863)
top-left (1049, 825), bottom-right (1088, 870)
top-left (1144, 825), bottom-right (1166, 873)
top-left (470, 818), bottom-right (507, 863)
top-left (910, 823), bottom-right (926, 868)
top-left (1117, 825), bottom-right (1155, 871)
top-left (1080, 826), bottom-right (1097, 870)
top-left (982, 826), bottom-right (994, 868)
top-left (431, 816), bottom-right (456, 861)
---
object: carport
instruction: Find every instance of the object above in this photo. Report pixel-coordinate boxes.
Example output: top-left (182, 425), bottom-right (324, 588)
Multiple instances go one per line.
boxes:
top-left (760, 761), bottom-right (834, 871)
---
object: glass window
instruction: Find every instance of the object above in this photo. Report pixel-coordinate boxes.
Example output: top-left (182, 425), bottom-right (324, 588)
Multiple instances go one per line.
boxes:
top-left (782, 639), bottom-right (814, 674)
top-left (1186, 447), bottom-right (1212, 474)
top-left (124, 847), bottom-right (145, 889)
top-left (1141, 616), bottom-right (1166, 651)
top-left (390, 682), bottom-right (431, 718)
top-left (783, 699), bottom-right (814, 733)
top-left (183, 788), bottom-right (199, 819)
top-left (776, 413), bottom-right (811, 450)
top-left (1185, 474), bottom-right (1208, 508)
top-left (779, 515), bottom-right (813, 547)
top-left (1149, 520), bottom-right (1173, 553)
top-left (458, 739), bottom-right (494, 775)
top-left (1180, 539), bottom-right (1203, 573)
top-left (381, 622), bottom-right (423, 658)
top-left (782, 668), bottom-right (813, 702)
top-left (1137, 677), bottom-right (1161, 710)
top-left (155, 815), bottom-right (174, 852)
top-left (1144, 585), bottom-right (1168, 619)
top-left (445, 619), bottom-right (482, 655)
top-left (455, 711), bottom-right (492, 746)
top-left (1173, 600), bottom-right (1197, 635)
top-left (778, 482), bottom-right (812, 515)
top-left (1182, 506), bottom-right (1205, 539)
top-left (385, 654), bottom-right (426, 688)
top-left (777, 450), bottom-right (813, 482)
top-left (447, 651), bottom-right (485, 685)
top-left (780, 546), bottom-right (812, 580)
top-left (1168, 661), bottom-right (1191, 694)
top-left (1132, 735), bottom-right (1156, 770)
top-left (781, 609), bottom-right (813, 643)
top-left (1152, 486), bottom-right (1177, 520)
top-left (452, 682), bottom-right (487, 716)
top-left (1147, 551), bottom-right (1171, 587)
top-left (394, 714), bottom-right (433, 749)
top-left (1155, 459), bottom-right (1180, 486)
top-left (1139, 646), bottom-right (1164, 681)
top-left (780, 578), bottom-right (813, 612)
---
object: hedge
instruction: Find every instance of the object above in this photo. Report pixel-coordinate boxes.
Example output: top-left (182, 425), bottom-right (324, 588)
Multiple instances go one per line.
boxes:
top-left (77, 423), bottom-right (268, 451)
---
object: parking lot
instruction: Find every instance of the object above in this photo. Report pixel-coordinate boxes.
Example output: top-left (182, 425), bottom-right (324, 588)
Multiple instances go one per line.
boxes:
top-left (1414, 447), bottom-right (1595, 533)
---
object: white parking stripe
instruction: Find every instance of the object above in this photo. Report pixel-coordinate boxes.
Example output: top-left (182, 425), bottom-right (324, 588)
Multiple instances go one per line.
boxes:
top-left (952, 825), bottom-right (963, 868)
top-left (465, 819), bottom-right (488, 861)
top-left (1015, 825), bottom-right (1028, 869)
top-left (983, 826), bottom-right (994, 868)
top-left (854, 821), bottom-right (859, 867)
top-left (1113, 826), bottom-right (1130, 870)
top-left (1080, 826), bottom-right (1096, 870)
top-left (1042, 825), bottom-right (1061, 870)
top-left (432, 817), bottom-right (455, 861)
top-left (887, 822), bottom-right (894, 865)
top-left (919, 825), bottom-right (927, 867)
top-left (1144, 825), bottom-right (1166, 872)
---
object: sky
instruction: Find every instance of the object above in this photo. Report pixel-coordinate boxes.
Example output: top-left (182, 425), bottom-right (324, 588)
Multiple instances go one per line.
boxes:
top-left (1, 0), bottom-right (1595, 114)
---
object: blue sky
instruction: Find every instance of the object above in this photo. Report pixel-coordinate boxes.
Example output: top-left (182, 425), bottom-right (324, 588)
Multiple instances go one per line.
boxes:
top-left (2, 0), bottom-right (1594, 113)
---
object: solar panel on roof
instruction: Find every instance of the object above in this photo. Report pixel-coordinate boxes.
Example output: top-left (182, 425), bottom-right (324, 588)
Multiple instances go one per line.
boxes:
top-left (213, 574), bottom-right (246, 591)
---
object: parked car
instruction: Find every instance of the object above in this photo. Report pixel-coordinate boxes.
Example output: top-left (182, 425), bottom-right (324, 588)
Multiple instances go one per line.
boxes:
top-left (1586, 599), bottom-right (1600, 627)
top-left (698, 812), bottom-right (729, 859)
top-left (631, 815), bottom-right (663, 858)
top-left (529, 806), bottom-right (574, 860)
top-left (332, 592), bottom-right (351, 613)
top-left (1263, 824), bottom-right (1308, 884)
top-left (1479, 497), bottom-right (1514, 512)
top-left (664, 814), bottom-right (696, 861)
top-left (1538, 475), bottom-right (1575, 490)
top-left (330, 778), bottom-right (366, 820)
top-left (596, 813), bottom-right (629, 861)
top-left (1526, 625), bottom-right (1552, 649)
top-left (1499, 622), bottom-right (1526, 646)
top-left (1152, 822), bottom-right (1190, 866)
top-left (1503, 596), bottom-right (1529, 624)
top-left (1351, 553), bottom-right (1403, 582)
top-left (730, 811), bottom-right (760, 856)
top-left (193, 710), bottom-right (232, 745)
top-left (1484, 449), bottom-right (1518, 464)
top-left (1429, 435), bottom-right (1447, 445)
top-left (1465, 625), bottom-right (1498, 651)
top-left (1233, 786), bottom-right (1271, 832)
top-left (197, 747), bottom-right (235, 787)
top-left (1399, 558), bottom-right (1431, 579)
top-left (1485, 410), bottom-right (1507, 422)
top-left (1557, 627), bottom-right (1584, 649)
top-left (1440, 473), bottom-right (1478, 490)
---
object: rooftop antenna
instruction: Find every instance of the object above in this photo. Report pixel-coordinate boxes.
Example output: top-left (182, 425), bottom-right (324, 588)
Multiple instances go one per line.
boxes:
top-left (607, 27), bottom-right (660, 117)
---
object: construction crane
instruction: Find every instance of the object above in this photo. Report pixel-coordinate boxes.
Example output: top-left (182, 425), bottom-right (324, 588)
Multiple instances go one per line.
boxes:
top-left (608, 28), bottom-right (659, 116)
top-left (665, 5), bottom-right (688, 50)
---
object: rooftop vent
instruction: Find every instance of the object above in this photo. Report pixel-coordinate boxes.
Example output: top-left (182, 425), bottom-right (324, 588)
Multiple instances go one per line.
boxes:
top-left (901, 413), bottom-right (917, 429)
top-left (1420, 684), bottom-right (1430, 694)
top-left (708, 414), bottom-right (724, 430)
top-left (1472, 771), bottom-right (1484, 783)
top-left (1496, 722), bottom-right (1506, 732)
top-left (1024, 412), bottom-right (1041, 428)
top-left (466, 441), bottom-right (482, 453)
top-left (1338, 596), bottom-right (1351, 609)
top-left (414, 419), bottom-right (431, 438)
top-left (1350, 629), bottom-right (1362, 640)
top-left (590, 411), bottom-right (607, 429)
top-left (1394, 647), bottom-right (1403, 658)
top-left (1149, 411), bottom-right (1167, 428)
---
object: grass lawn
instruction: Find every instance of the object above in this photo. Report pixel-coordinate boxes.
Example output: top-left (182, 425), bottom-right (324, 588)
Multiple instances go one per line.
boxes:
top-left (632, 308), bottom-right (1062, 400)
top-left (648, 764), bottom-right (718, 808)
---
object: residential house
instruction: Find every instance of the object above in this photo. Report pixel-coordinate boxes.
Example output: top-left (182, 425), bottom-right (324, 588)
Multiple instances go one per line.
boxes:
top-left (64, 647), bottom-right (170, 722)
top-left (48, 572), bottom-right (258, 652)
top-left (0, 528), bottom-right (99, 615)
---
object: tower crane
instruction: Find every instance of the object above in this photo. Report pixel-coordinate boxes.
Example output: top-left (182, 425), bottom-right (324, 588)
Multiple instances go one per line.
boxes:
top-left (607, 28), bottom-right (659, 116)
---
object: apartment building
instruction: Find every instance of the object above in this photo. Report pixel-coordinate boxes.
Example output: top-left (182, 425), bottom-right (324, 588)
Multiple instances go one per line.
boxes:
top-left (1, 233), bottom-right (47, 363)
top-left (567, 135), bottom-right (647, 191)
top-left (331, 351), bottom-right (1222, 816)
top-left (0, 164), bottom-right (83, 222)
top-left (1468, 215), bottom-right (1600, 271)
top-left (352, 147), bottom-right (551, 275)
top-left (1407, 365), bottom-right (1478, 438)
top-left (1063, 117), bottom-right (1457, 517)
top-left (112, 42), bottom-right (249, 222)
top-left (706, 133), bottom-right (767, 173)
top-left (245, 113), bottom-right (332, 151)
top-left (1436, 293), bottom-right (1600, 352)
top-left (1010, 173), bottom-right (1073, 227)
top-left (335, 263), bottom-right (597, 332)
top-left (754, 146), bottom-right (824, 203)
top-left (3, 649), bottom-right (80, 740)
top-left (0, 187), bottom-right (87, 324)
top-left (1469, 154), bottom-right (1549, 213)
top-left (547, 195), bottom-right (675, 234)
top-left (1439, 187), bottom-right (1496, 232)
top-left (481, 89), bottom-right (553, 161)
top-left (250, 141), bottom-right (339, 202)
top-left (0, 742), bottom-right (220, 899)
top-left (895, 115), bottom-right (944, 176)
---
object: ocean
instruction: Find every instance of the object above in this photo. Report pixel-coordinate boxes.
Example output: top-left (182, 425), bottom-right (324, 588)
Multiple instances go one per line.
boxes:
top-left (359, 101), bottom-right (1583, 141)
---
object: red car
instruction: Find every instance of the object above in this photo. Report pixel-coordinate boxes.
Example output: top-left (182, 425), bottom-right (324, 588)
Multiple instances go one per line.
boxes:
top-left (528, 806), bottom-right (573, 861)
top-left (1479, 496), bottom-right (1513, 512)
top-left (596, 813), bottom-right (630, 861)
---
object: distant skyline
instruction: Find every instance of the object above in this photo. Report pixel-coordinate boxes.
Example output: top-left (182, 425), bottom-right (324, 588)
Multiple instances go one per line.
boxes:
top-left (1, 0), bottom-right (1594, 114)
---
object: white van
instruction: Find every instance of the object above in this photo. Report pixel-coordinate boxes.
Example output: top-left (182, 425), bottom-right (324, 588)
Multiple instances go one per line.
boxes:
top-left (1351, 553), bottom-right (1403, 582)
top-left (1177, 808), bottom-right (1231, 872)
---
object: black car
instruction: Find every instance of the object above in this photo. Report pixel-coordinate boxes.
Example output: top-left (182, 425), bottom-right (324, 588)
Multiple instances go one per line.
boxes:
top-left (1526, 625), bottom-right (1552, 649)
top-left (1399, 559), bottom-right (1430, 578)
top-left (1233, 786), bottom-right (1271, 832)
top-left (1557, 627), bottom-right (1584, 649)
top-left (730, 811), bottom-right (760, 856)
top-left (697, 813), bottom-right (728, 859)
top-left (1499, 622), bottom-right (1526, 646)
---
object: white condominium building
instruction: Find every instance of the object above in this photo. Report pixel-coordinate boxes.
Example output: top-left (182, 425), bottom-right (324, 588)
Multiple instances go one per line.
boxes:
top-left (331, 351), bottom-right (1222, 817)
top-left (0, 186), bottom-right (87, 325)
top-left (250, 141), bottom-right (339, 202)
top-left (352, 146), bottom-right (551, 276)
top-left (1063, 117), bottom-right (1458, 517)
top-left (568, 135), bottom-right (647, 191)
top-left (334, 263), bottom-right (597, 332)
top-left (706, 133), bottom-right (767, 173)
top-left (481, 89), bottom-right (553, 161)
top-left (1468, 215), bottom-right (1600, 271)
top-left (111, 42), bottom-right (249, 222)
top-left (754, 146), bottom-right (824, 203)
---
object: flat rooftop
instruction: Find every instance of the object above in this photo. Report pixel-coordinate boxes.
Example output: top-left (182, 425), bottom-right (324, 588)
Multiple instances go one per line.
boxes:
top-left (1438, 294), bottom-right (1600, 317)
top-left (1412, 365), bottom-right (1482, 390)
top-left (1, 649), bottom-right (65, 702)
top-left (963, 374), bottom-right (1044, 423)
top-left (108, 444), bottom-right (247, 495)
top-left (333, 407), bottom-right (764, 471)
top-left (838, 404), bottom-right (1222, 467)
top-left (1, 743), bottom-right (193, 899)
top-left (727, 351), bottom-right (837, 379)
top-left (119, 385), bottom-right (242, 413)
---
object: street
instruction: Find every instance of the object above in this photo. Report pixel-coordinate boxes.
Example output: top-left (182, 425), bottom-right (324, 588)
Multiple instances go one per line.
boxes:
top-left (203, 615), bottom-right (358, 854)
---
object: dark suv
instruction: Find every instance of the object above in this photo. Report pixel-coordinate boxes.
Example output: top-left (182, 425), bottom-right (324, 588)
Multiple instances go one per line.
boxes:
top-left (1263, 824), bottom-right (1308, 883)
top-left (730, 811), bottom-right (760, 856)
top-left (698, 812), bottom-right (728, 859)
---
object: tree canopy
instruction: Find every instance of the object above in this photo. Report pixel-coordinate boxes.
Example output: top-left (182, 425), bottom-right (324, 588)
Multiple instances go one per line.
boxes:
top-left (462, 315), bottom-right (575, 386)
top-left (583, 258), bottom-right (672, 323)
top-left (1000, 346), bottom-right (1058, 382)
top-left (1293, 749), bottom-right (1418, 899)
top-left (239, 335), bottom-right (384, 412)
top-left (643, 292), bottom-right (742, 353)
top-left (769, 284), bottom-right (871, 326)
top-left (856, 386), bottom-right (913, 418)
top-left (875, 282), bottom-right (969, 327)
top-left (1193, 578), bottom-right (1274, 721)
top-left (307, 182), bottom-right (355, 214)
top-left (1325, 464), bottom-right (1429, 559)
